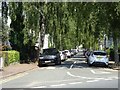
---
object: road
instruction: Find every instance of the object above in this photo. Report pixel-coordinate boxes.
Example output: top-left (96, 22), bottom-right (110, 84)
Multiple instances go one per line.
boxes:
top-left (1, 51), bottom-right (119, 88)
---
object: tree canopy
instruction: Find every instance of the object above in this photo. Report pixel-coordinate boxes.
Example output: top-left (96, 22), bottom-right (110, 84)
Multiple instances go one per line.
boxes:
top-left (1, 2), bottom-right (120, 64)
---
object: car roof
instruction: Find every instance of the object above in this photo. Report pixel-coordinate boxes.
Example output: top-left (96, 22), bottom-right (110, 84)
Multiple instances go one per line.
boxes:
top-left (44, 48), bottom-right (56, 50)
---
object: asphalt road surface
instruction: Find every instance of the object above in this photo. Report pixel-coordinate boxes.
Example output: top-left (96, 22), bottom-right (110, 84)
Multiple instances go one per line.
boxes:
top-left (1, 51), bottom-right (119, 88)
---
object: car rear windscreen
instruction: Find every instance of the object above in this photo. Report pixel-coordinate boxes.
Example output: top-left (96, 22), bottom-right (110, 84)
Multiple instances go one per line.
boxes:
top-left (93, 52), bottom-right (106, 56)
top-left (43, 48), bottom-right (58, 55)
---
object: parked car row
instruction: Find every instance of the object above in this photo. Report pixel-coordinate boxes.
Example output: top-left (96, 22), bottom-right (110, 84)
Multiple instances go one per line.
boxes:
top-left (38, 48), bottom-right (79, 67)
top-left (84, 50), bottom-right (109, 67)
top-left (59, 51), bottom-right (67, 61)
top-left (60, 49), bottom-right (79, 60)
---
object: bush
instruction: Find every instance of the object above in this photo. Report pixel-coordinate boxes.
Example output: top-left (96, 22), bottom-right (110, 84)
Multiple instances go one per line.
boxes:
top-left (1, 50), bottom-right (20, 66)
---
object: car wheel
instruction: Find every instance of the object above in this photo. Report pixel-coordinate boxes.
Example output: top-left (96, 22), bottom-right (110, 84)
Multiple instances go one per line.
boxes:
top-left (55, 59), bottom-right (61, 65)
top-left (88, 64), bottom-right (92, 67)
top-left (59, 60), bottom-right (61, 65)
top-left (38, 61), bottom-right (43, 67)
top-left (105, 65), bottom-right (108, 68)
top-left (88, 62), bottom-right (92, 67)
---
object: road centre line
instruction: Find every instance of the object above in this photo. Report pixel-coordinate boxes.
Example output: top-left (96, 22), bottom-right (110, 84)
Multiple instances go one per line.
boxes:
top-left (67, 71), bottom-right (92, 79)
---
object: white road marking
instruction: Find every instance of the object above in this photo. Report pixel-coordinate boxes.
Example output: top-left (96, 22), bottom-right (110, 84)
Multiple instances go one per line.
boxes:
top-left (39, 67), bottom-right (67, 70)
top-left (90, 70), bottom-right (96, 74)
top-left (95, 78), bottom-right (105, 80)
top-left (67, 72), bottom-right (92, 79)
top-left (113, 77), bottom-right (119, 79)
top-left (70, 61), bottom-right (77, 69)
top-left (90, 70), bottom-right (111, 74)
top-left (26, 81), bottom-right (39, 87)
top-left (81, 77), bottom-right (91, 79)
top-left (69, 82), bottom-right (82, 85)
top-left (50, 84), bottom-right (66, 87)
top-left (104, 68), bottom-right (118, 72)
top-left (46, 67), bottom-right (56, 69)
top-left (39, 67), bottom-right (56, 70)
top-left (70, 64), bottom-right (74, 69)
top-left (104, 78), bottom-right (113, 80)
top-left (33, 86), bottom-right (47, 88)
top-left (74, 61), bottom-right (77, 64)
top-left (86, 80), bottom-right (99, 82)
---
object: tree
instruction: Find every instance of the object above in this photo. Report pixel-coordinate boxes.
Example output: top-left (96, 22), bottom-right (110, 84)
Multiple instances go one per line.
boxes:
top-left (9, 2), bottom-right (25, 61)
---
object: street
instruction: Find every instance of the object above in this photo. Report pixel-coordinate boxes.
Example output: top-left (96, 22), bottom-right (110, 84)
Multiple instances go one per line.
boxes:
top-left (1, 51), bottom-right (118, 88)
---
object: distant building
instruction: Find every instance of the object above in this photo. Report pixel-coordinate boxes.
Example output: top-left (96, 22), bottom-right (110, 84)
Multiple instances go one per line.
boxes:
top-left (43, 34), bottom-right (49, 49)
top-left (104, 35), bottom-right (113, 49)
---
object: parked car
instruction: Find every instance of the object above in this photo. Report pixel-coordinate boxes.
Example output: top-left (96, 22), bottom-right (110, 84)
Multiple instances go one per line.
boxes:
top-left (64, 50), bottom-right (71, 58)
top-left (59, 51), bottom-right (67, 61)
top-left (87, 51), bottom-right (109, 67)
top-left (70, 49), bottom-right (77, 56)
top-left (38, 48), bottom-right (61, 66)
top-left (85, 50), bottom-right (92, 62)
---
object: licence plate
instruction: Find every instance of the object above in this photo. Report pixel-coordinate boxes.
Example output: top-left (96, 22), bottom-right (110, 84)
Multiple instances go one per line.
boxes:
top-left (45, 61), bottom-right (51, 63)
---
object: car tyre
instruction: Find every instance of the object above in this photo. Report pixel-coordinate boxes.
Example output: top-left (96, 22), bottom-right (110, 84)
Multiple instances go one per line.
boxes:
top-left (105, 65), bottom-right (109, 68)
top-left (38, 61), bottom-right (43, 67)
top-left (88, 62), bottom-right (92, 67)
top-left (55, 59), bottom-right (61, 65)
top-left (88, 64), bottom-right (92, 67)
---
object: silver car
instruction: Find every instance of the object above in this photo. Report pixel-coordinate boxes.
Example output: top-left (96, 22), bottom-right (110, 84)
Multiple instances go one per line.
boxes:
top-left (88, 51), bottom-right (109, 66)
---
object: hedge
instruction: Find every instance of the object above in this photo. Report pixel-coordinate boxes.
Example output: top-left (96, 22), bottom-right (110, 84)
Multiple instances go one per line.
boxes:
top-left (1, 50), bottom-right (20, 66)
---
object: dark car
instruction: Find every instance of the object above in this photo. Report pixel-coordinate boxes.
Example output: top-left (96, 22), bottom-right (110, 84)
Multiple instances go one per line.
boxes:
top-left (38, 48), bottom-right (61, 66)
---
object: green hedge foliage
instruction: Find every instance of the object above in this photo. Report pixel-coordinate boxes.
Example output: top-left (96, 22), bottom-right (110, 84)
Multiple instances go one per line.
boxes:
top-left (1, 50), bottom-right (20, 66)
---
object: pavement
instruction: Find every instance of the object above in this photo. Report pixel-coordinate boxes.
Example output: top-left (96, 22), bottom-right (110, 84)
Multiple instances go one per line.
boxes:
top-left (0, 61), bottom-right (119, 80)
top-left (0, 62), bottom-right (38, 79)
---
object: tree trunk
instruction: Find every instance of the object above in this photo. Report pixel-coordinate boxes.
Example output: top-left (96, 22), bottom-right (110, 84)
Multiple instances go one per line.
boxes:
top-left (113, 36), bottom-right (119, 65)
